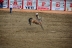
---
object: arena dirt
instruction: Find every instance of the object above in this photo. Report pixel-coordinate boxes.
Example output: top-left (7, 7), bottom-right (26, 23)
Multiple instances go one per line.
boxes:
top-left (0, 9), bottom-right (72, 48)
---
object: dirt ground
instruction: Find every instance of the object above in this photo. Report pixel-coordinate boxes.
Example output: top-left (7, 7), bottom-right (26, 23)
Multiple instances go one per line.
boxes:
top-left (0, 9), bottom-right (72, 48)
top-left (0, 8), bottom-right (72, 14)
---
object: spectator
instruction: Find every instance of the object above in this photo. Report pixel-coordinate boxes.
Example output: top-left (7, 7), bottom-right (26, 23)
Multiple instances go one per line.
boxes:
top-left (0, 0), bottom-right (4, 8)
top-left (10, 3), bottom-right (13, 13)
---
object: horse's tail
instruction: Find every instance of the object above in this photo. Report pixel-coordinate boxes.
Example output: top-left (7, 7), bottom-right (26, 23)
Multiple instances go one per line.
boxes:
top-left (28, 18), bottom-right (32, 25)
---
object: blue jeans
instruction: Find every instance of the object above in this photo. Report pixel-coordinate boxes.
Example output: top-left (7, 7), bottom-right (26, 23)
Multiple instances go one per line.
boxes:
top-left (10, 8), bottom-right (12, 13)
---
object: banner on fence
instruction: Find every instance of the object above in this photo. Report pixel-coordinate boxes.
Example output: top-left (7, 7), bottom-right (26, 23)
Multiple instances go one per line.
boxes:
top-left (66, 1), bottom-right (72, 8)
top-left (9, 0), bottom-right (22, 9)
top-left (37, 0), bottom-right (50, 10)
top-left (23, 0), bottom-right (36, 9)
top-left (3, 0), bottom-right (8, 8)
top-left (66, 0), bottom-right (72, 11)
top-left (52, 0), bottom-right (65, 11)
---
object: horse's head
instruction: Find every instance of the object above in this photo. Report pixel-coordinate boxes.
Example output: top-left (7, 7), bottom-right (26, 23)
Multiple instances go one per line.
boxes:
top-left (28, 18), bottom-right (33, 25)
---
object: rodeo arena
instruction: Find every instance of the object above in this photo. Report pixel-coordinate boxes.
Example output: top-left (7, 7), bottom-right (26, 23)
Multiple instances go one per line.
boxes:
top-left (0, 0), bottom-right (72, 48)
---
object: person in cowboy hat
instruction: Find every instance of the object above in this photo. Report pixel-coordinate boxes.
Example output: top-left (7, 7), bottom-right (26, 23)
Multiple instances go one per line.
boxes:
top-left (35, 13), bottom-right (42, 22)
top-left (10, 3), bottom-right (13, 13)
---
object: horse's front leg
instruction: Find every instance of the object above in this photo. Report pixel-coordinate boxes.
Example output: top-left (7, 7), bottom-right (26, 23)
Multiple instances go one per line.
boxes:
top-left (39, 22), bottom-right (44, 30)
top-left (40, 24), bottom-right (44, 30)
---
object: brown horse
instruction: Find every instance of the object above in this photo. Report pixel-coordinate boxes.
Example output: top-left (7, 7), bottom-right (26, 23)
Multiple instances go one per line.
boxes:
top-left (28, 18), bottom-right (44, 30)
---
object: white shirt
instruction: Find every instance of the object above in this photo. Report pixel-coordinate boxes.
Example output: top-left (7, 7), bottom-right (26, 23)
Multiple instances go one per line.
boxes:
top-left (38, 16), bottom-right (41, 20)
top-left (10, 4), bottom-right (13, 8)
